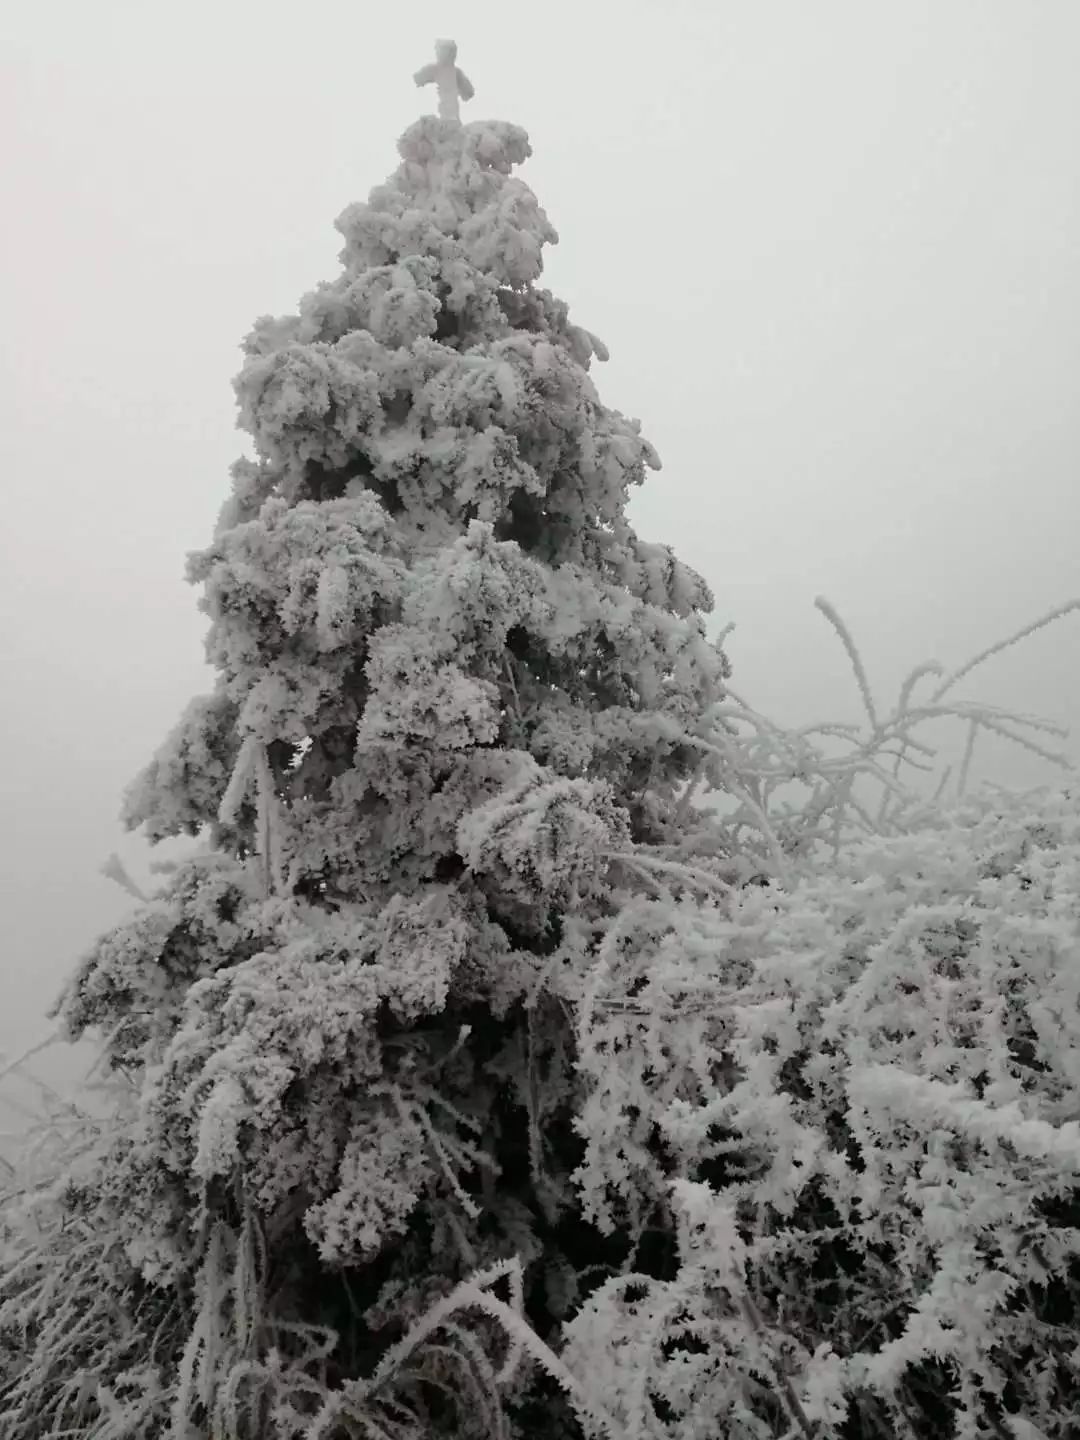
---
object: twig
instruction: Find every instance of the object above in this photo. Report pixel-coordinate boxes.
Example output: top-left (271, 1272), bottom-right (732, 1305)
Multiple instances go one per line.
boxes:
top-left (814, 596), bottom-right (878, 732)
top-left (931, 598), bottom-right (1080, 702)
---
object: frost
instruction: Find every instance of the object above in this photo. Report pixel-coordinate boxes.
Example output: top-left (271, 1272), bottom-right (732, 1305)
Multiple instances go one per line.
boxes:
top-left (564, 784), bottom-right (1080, 1437)
top-left (458, 766), bottom-right (630, 921)
top-left (359, 625), bottom-right (502, 750)
top-left (413, 39), bottom-right (474, 125)
top-left (305, 1111), bottom-right (431, 1263)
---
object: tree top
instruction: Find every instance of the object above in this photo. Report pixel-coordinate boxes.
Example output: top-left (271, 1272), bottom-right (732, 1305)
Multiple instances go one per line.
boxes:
top-left (413, 38), bottom-right (475, 124)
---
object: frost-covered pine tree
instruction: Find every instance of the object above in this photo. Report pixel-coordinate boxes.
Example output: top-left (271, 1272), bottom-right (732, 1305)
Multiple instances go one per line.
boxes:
top-left (1, 41), bottom-right (728, 1439)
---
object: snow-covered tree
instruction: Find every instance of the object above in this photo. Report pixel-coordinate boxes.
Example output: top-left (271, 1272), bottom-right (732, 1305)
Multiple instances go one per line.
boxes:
top-left (0, 40), bottom-right (729, 1439)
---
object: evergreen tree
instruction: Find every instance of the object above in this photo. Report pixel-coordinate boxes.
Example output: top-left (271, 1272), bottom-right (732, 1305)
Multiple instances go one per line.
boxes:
top-left (3, 41), bottom-right (728, 1438)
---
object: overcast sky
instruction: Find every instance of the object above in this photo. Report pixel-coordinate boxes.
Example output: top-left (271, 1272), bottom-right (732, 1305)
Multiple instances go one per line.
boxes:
top-left (3, 0), bottom-right (1079, 1089)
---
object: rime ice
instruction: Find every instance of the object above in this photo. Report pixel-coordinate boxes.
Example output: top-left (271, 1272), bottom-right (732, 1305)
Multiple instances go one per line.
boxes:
top-left (414, 37), bottom-right (474, 124)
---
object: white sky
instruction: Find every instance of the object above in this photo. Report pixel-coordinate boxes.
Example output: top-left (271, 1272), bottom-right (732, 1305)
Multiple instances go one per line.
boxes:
top-left (3, 0), bottom-right (1080, 1083)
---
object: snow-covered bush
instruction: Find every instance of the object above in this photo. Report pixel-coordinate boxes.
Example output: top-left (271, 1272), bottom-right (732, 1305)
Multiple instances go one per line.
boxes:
top-left (563, 782), bottom-right (1080, 1438)
top-left (3, 38), bottom-right (1079, 1440)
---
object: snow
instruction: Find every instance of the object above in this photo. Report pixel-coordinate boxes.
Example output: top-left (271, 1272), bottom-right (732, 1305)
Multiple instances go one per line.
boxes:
top-left (414, 38), bottom-right (475, 125)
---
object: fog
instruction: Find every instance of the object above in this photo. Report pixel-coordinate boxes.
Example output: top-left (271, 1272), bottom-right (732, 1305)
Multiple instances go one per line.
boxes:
top-left (3, 0), bottom-right (1079, 1104)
